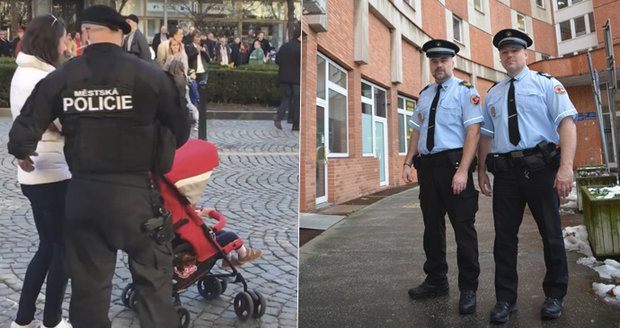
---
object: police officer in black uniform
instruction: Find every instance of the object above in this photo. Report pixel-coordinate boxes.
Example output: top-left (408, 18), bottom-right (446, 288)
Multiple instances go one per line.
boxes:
top-left (8, 5), bottom-right (190, 328)
top-left (478, 29), bottom-right (577, 324)
top-left (402, 40), bottom-right (483, 315)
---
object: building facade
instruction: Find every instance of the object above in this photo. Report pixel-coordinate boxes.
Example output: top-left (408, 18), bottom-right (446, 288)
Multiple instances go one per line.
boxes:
top-left (537, 0), bottom-right (620, 167)
top-left (31, 0), bottom-right (298, 48)
top-left (300, 0), bottom-right (563, 213)
top-left (116, 0), bottom-right (298, 48)
top-left (554, 0), bottom-right (598, 56)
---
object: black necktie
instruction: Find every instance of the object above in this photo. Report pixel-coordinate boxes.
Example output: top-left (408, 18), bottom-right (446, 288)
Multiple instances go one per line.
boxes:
top-left (508, 78), bottom-right (520, 146)
top-left (426, 84), bottom-right (442, 152)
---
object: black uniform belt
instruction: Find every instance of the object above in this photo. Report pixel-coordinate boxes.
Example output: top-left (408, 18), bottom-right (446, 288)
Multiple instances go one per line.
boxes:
top-left (486, 142), bottom-right (560, 173)
top-left (414, 148), bottom-right (464, 170)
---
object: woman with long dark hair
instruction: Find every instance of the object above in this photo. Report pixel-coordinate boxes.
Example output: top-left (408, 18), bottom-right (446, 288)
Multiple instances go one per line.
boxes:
top-left (9, 14), bottom-right (72, 328)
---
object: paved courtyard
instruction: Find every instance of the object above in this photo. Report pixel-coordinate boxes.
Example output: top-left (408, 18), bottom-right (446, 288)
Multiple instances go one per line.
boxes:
top-left (0, 118), bottom-right (298, 327)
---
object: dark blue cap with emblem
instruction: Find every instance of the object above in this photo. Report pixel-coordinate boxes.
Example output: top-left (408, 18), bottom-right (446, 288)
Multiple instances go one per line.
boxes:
top-left (80, 5), bottom-right (131, 35)
top-left (493, 28), bottom-right (533, 50)
top-left (422, 39), bottom-right (460, 58)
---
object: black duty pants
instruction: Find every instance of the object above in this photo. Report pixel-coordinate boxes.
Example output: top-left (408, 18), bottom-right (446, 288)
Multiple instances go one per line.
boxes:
top-left (418, 163), bottom-right (480, 291)
top-left (492, 165), bottom-right (568, 305)
top-left (63, 173), bottom-right (177, 328)
top-left (277, 83), bottom-right (300, 129)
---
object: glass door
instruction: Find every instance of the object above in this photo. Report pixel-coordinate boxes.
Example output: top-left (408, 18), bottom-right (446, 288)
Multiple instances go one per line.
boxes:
top-left (316, 105), bottom-right (328, 204)
top-left (375, 120), bottom-right (388, 185)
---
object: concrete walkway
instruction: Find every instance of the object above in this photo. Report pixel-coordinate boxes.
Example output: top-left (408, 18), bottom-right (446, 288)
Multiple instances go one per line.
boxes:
top-left (299, 184), bottom-right (620, 328)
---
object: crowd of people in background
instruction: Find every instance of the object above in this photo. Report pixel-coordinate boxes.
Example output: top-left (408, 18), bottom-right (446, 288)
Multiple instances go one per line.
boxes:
top-left (1, 21), bottom-right (276, 67)
top-left (151, 25), bottom-right (274, 67)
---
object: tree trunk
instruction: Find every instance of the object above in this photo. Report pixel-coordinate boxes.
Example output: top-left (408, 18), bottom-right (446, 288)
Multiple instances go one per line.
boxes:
top-left (286, 0), bottom-right (295, 40)
top-left (9, 0), bottom-right (20, 36)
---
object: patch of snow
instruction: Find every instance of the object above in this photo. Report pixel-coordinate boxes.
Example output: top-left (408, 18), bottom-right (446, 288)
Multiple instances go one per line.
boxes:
top-left (563, 225), bottom-right (593, 257)
top-left (592, 283), bottom-right (620, 305)
top-left (564, 225), bottom-right (620, 305)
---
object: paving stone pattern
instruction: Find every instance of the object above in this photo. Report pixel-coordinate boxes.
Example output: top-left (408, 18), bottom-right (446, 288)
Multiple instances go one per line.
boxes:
top-left (0, 118), bottom-right (298, 327)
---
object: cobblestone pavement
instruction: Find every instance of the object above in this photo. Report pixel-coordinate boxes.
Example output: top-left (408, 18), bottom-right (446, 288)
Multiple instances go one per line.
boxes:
top-left (0, 118), bottom-right (298, 327)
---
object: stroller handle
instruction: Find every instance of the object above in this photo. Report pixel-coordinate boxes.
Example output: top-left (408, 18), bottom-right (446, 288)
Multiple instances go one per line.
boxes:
top-left (202, 209), bottom-right (227, 232)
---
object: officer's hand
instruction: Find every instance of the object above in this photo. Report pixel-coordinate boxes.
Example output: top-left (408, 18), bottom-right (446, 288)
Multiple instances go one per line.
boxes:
top-left (554, 165), bottom-right (573, 198)
top-left (17, 157), bottom-right (34, 172)
top-left (452, 168), bottom-right (468, 195)
top-left (402, 165), bottom-right (414, 183)
top-left (478, 171), bottom-right (492, 196)
top-left (47, 122), bottom-right (60, 133)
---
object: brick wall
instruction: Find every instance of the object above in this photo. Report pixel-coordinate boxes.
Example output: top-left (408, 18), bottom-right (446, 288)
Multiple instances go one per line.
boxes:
top-left (360, 13), bottom-right (392, 87)
top-left (532, 18), bottom-right (557, 56)
top-left (489, 0), bottom-right (513, 32)
top-left (401, 40), bottom-right (422, 98)
top-left (566, 85), bottom-right (604, 167)
top-left (469, 25), bottom-right (494, 68)
top-left (423, 0), bottom-right (447, 39)
top-left (593, 0), bottom-right (620, 46)
top-left (511, 0), bottom-right (531, 16)
top-left (446, 0), bottom-right (468, 20)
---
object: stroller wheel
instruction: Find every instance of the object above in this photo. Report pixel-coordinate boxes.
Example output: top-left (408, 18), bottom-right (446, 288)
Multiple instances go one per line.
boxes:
top-left (176, 306), bottom-right (191, 328)
top-left (121, 284), bottom-right (135, 308)
top-left (248, 290), bottom-right (267, 318)
top-left (128, 289), bottom-right (138, 310)
top-left (197, 276), bottom-right (223, 300)
top-left (234, 291), bottom-right (254, 321)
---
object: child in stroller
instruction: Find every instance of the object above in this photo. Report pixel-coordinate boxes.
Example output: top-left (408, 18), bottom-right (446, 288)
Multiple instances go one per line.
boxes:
top-left (121, 139), bottom-right (267, 327)
top-left (173, 207), bottom-right (263, 279)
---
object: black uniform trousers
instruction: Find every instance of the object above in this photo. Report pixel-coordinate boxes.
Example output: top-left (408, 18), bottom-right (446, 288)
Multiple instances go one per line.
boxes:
top-left (63, 173), bottom-right (177, 328)
top-left (492, 164), bottom-right (568, 305)
top-left (417, 160), bottom-right (480, 291)
top-left (277, 83), bottom-right (300, 128)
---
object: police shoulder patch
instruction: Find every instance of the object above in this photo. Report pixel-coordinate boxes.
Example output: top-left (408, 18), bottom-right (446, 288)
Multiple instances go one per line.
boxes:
top-left (460, 81), bottom-right (473, 88)
top-left (487, 81), bottom-right (498, 93)
top-left (419, 84), bottom-right (430, 95)
top-left (537, 71), bottom-right (554, 79)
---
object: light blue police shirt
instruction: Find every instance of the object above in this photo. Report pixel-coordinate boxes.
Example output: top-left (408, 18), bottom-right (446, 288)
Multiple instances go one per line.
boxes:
top-left (480, 67), bottom-right (577, 153)
top-left (408, 75), bottom-right (483, 155)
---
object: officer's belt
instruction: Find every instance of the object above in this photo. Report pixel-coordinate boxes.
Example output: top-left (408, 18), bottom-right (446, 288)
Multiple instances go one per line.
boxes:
top-left (486, 142), bottom-right (559, 173)
top-left (414, 148), bottom-right (463, 169)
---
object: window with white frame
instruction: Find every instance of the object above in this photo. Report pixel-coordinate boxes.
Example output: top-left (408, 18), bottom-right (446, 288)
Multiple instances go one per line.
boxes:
top-left (317, 54), bottom-right (349, 156)
top-left (474, 0), bottom-right (483, 12)
top-left (558, 12), bottom-right (596, 42)
top-left (516, 13), bottom-right (526, 32)
top-left (557, 0), bottom-right (584, 10)
top-left (397, 96), bottom-right (416, 154)
top-left (453, 15), bottom-right (462, 43)
top-left (536, 0), bottom-right (545, 8)
top-left (360, 81), bottom-right (387, 156)
top-left (574, 15), bottom-right (586, 37)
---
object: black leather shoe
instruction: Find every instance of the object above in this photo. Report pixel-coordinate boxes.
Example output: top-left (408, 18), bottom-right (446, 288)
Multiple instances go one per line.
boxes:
top-left (490, 301), bottom-right (516, 324)
top-left (408, 282), bottom-right (449, 300)
top-left (459, 290), bottom-right (476, 314)
top-left (541, 297), bottom-right (563, 320)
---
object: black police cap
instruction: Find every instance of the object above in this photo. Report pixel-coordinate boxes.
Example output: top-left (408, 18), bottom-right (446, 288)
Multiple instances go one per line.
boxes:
top-left (422, 39), bottom-right (460, 58)
top-left (493, 28), bottom-right (533, 50)
top-left (80, 5), bottom-right (131, 35)
top-left (125, 14), bottom-right (139, 24)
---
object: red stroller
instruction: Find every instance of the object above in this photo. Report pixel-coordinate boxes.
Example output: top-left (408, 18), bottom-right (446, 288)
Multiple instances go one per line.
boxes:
top-left (120, 139), bottom-right (266, 327)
